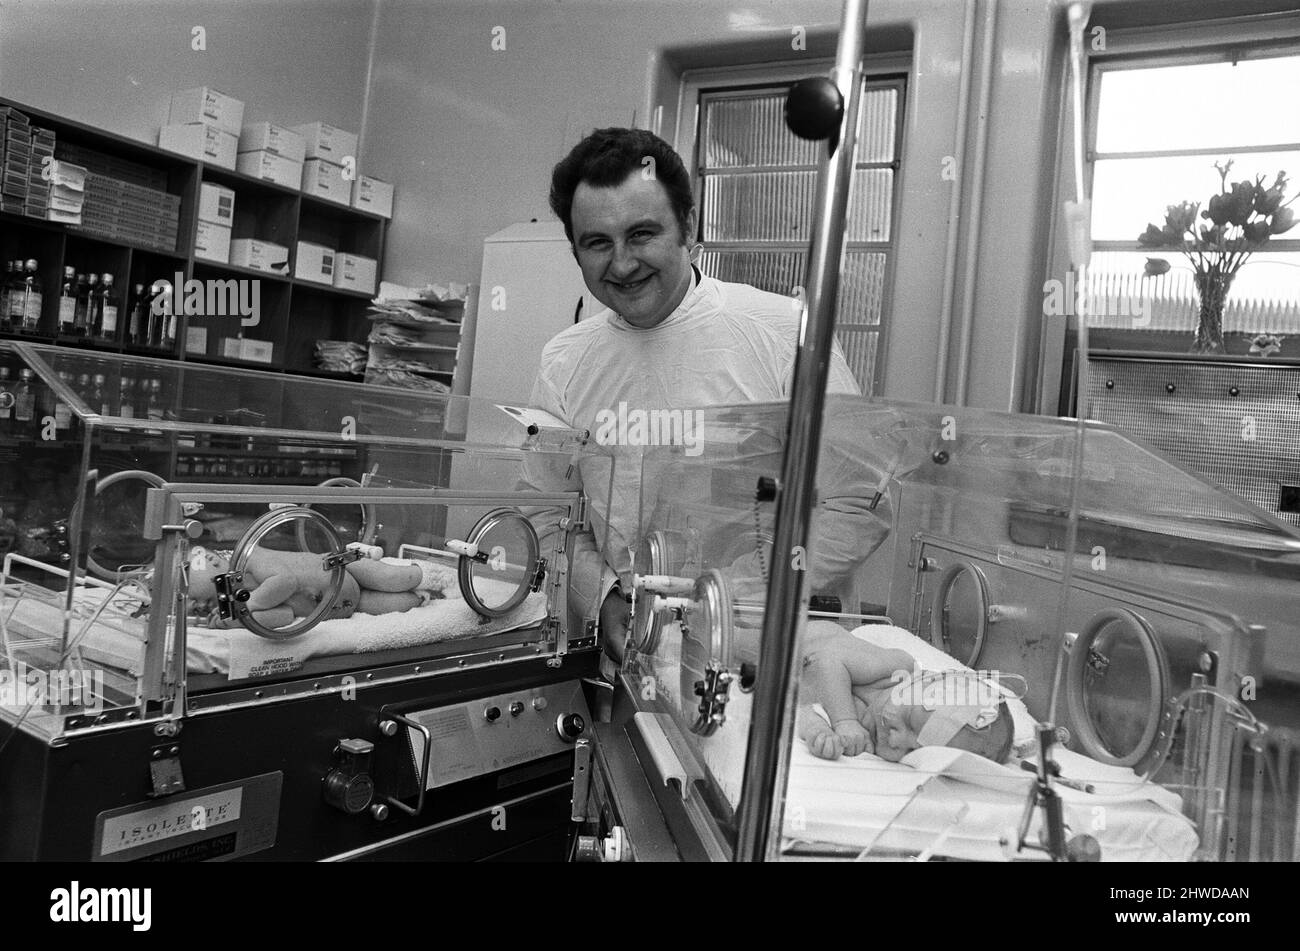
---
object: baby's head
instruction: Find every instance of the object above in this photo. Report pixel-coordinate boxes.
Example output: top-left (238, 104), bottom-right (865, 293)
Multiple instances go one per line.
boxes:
top-left (876, 671), bottom-right (1015, 763)
top-left (185, 546), bottom-right (231, 613)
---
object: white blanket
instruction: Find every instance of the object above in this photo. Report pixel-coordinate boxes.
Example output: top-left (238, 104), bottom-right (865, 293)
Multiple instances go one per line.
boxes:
top-left (783, 742), bottom-right (1199, 861)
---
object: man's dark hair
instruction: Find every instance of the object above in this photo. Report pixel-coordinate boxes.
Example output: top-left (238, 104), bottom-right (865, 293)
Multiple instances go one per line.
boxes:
top-left (549, 127), bottom-right (695, 244)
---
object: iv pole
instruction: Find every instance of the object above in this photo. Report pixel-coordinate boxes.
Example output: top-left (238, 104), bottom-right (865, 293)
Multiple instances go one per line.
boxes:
top-left (733, 0), bottom-right (868, 862)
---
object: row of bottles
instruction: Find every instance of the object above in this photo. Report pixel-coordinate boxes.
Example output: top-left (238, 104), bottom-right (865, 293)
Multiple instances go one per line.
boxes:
top-left (0, 364), bottom-right (168, 438)
top-left (1, 261), bottom-right (178, 348)
top-left (174, 455), bottom-right (348, 480)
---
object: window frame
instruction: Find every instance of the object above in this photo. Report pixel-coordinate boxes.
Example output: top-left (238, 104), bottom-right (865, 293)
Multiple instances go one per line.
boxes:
top-left (674, 54), bottom-right (910, 396)
top-left (1040, 10), bottom-right (1300, 414)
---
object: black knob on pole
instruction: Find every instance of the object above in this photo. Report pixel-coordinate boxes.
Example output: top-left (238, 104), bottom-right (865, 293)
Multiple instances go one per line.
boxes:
top-left (785, 78), bottom-right (844, 141)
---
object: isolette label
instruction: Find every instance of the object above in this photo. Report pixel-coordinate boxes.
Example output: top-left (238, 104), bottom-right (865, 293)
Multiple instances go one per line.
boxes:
top-left (94, 772), bottom-right (281, 861)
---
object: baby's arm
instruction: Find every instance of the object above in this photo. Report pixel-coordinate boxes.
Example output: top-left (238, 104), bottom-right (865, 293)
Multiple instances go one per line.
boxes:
top-left (796, 703), bottom-right (842, 760)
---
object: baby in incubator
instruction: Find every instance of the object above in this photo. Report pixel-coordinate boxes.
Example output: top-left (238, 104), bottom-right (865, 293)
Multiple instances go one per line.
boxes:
top-left (796, 621), bottom-right (1014, 763)
top-left (185, 545), bottom-right (457, 629)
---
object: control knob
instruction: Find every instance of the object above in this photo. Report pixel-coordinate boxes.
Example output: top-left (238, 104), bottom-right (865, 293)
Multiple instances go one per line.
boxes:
top-left (556, 713), bottom-right (586, 742)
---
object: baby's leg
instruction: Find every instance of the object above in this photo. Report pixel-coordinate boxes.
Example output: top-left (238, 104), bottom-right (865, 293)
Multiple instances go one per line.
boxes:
top-left (357, 590), bottom-right (422, 615)
top-left (347, 559), bottom-right (423, 593)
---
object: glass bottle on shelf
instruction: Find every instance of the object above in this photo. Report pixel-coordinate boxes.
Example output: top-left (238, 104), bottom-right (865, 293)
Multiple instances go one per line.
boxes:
top-left (127, 283), bottom-right (146, 346)
top-left (13, 369), bottom-right (36, 436)
top-left (19, 260), bottom-right (42, 333)
top-left (88, 373), bottom-right (110, 417)
top-left (86, 273), bottom-right (103, 338)
top-left (98, 274), bottom-right (119, 342)
top-left (0, 366), bottom-right (12, 434)
top-left (118, 373), bottom-right (135, 420)
top-left (1, 262), bottom-right (16, 332)
top-left (146, 281), bottom-right (167, 348)
top-left (72, 272), bottom-right (91, 335)
top-left (54, 371), bottom-right (73, 433)
top-left (146, 379), bottom-right (164, 421)
top-left (57, 266), bottom-right (76, 335)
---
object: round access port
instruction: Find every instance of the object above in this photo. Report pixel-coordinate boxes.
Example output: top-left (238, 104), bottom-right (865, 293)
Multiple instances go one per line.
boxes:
top-left (629, 530), bottom-right (697, 655)
top-left (85, 469), bottom-right (166, 582)
top-left (1065, 608), bottom-right (1168, 768)
top-left (931, 561), bottom-right (990, 667)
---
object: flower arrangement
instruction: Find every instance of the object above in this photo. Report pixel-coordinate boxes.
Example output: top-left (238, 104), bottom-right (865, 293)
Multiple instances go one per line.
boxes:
top-left (1139, 161), bottom-right (1295, 353)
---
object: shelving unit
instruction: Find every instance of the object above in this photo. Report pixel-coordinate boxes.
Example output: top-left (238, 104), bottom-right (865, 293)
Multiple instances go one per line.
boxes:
top-left (0, 96), bottom-right (386, 378)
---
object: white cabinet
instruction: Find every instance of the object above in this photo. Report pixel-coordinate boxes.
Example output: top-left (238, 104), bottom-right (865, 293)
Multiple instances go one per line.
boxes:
top-left (469, 221), bottom-right (596, 404)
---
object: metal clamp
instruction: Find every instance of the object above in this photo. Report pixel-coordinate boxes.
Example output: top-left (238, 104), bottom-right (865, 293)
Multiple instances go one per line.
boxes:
top-left (322, 546), bottom-right (365, 570)
top-left (529, 557), bottom-right (547, 593)
top-left (690, 664), bottom-right (734, 736)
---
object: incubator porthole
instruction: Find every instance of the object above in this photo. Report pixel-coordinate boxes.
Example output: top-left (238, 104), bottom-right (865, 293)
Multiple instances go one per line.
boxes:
top-left (630, 530), bottom-right (696, 654)
top-left (85, 469), bottom-right (166, 582)
top-left (297, 477), bottom-right (377, 548)
top-left (456, 508), bottom-right (540, 619)
top-left (679, 569), bottom-right (735, 723)
top-left (1065, 608), bottom-right (1168, 769)
top-left (221, 506), bottom-right (347, 641)
top-left (931, 561), bottom-right (990, 667)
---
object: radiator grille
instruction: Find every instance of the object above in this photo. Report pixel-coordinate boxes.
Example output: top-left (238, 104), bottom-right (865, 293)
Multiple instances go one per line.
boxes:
top-left (1087, 356), bottom-right (1300, 526)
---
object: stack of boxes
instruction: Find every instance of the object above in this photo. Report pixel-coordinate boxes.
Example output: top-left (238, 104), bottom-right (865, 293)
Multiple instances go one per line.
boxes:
top-left (237, 122), bottom-right (304, 188)
top-left (195, 182), bottom-right (234, 263)
top-left (1, 109), bottom-right (56, 218)
top-left (296, 123), bottom-right (357, 205)
top-left (45, 160), bottom-right (87, 226)
top-left (1, 107), bottom-right (32, 215)
top-left (159, 87), bottom-right (242, 169)
top-left (78, 173), bottom-right (181, 251)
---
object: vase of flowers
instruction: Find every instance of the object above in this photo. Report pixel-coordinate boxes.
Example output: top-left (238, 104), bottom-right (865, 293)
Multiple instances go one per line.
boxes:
top-left (1139, 161), bottom-right (1294, 354)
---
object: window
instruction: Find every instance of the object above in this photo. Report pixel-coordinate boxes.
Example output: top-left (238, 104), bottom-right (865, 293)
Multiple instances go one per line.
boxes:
top-left (685, 72), bottom-right (906, 394)
top-left (1086, 49), bottom-right (1300, 333)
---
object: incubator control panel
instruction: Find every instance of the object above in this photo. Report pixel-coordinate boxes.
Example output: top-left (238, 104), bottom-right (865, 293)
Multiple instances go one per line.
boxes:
top-left (405, 681), bottom-right (591, 790)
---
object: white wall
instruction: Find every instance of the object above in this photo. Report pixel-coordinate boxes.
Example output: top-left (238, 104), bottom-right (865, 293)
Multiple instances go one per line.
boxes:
top-left (0, 0), bottom-right (374, 155)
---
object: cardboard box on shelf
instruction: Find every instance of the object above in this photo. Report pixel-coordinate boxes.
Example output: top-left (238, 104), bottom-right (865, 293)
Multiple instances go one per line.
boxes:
top-left (186, 326), bottom-right (208, 354)
top-left (198, 182), bottom-right (235, 226)
top-left (158, 123), bottom-right (238, 170)
top-left (290, 122), bottom-right (358, 165)
top-left (168, 87), bottom-right (245, 136)
top-left (195, 220), bottom-right (232, 263)
top-left (295, 241), bottom-right (335, 284)
top-left (333, 253), bottom-right (377, 295)
top-left (221, 337), bottom-right (274, 363)
top-left (238, 123), bottom-right (306, 164)
top-left (300, 158), bottom-right (350, 205)
top-left (229, 238), bottom-right (290, 274)
top-left (235, 149), bottom-right (301, 189)
top-left (351, 175), bottom-right (392, 218)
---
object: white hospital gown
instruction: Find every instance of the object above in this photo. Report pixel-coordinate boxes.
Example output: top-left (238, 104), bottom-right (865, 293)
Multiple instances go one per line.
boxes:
top-left (520, 273), bottom-right (870, 625)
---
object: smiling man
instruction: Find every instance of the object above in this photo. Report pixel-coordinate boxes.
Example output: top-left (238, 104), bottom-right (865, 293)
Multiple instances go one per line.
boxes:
top-left (526, 127), bottom-right (864, 661)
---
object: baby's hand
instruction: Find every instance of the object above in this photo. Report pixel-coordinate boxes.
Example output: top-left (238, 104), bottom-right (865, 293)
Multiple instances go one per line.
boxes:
top-left (833, 719), bottom-right (873, 757)
top-left (806, 728), bottom-right (844, 760)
